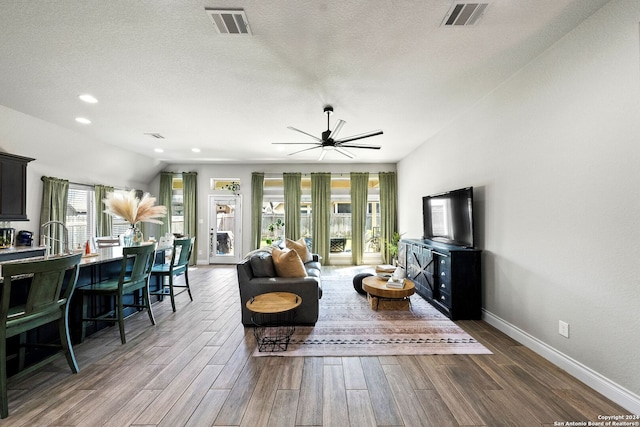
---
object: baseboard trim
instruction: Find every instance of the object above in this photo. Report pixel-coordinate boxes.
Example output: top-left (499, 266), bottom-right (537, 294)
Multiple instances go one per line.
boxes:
top-left (482, 309), bottom-right (640, 414)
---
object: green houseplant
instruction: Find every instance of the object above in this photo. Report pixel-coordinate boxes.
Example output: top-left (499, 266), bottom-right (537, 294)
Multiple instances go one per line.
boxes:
top-left (265, 218), bottom-right (284, 245)
top-left (383, 231), bottom-right (403, 264)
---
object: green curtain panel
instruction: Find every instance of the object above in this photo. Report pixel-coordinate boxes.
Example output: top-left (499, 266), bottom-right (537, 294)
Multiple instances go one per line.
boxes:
top-left (94, 184), bottom-right (114, 237)
top-left (283, 172), bottom-right (301, 240)
top-left (311, 172), bottom-right (331, 263)
top-left (158, 172), bottom-right (174, 238)
top-left (379, 171), bottom-right (398, 264)
top-left (40, 176), bottom-right (69, 254)
top-left (182, 172), bottom-right (198, 265)
top-left (350, 172), bottom-right (369, 265)
top-left (251, 172), bottom-right (264, 250)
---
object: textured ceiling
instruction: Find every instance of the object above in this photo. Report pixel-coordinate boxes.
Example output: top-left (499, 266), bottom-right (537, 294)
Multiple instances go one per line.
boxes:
top-left (0, 0), bottom-right (610, 164)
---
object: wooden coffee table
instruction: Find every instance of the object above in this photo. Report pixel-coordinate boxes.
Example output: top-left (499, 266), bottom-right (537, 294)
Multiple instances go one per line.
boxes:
top-left (362, 276), bottom-right (415, 310)
top-left (246, 292), bottom-right (302, 351)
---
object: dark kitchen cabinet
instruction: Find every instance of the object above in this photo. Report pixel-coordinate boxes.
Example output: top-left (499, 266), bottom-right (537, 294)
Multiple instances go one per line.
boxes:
top-left (0, 152), bottom-right (34, 221)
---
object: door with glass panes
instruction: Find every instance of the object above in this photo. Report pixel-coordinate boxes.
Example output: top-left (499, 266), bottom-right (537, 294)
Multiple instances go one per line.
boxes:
top-left (209, 195), bottom-right (242, 264)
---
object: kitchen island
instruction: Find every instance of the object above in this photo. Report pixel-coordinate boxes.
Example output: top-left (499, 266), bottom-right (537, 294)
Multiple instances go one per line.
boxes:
top-left (0, 245), bottom-right (46, 263)
top-left (2, 243), bottom-right (171, 377)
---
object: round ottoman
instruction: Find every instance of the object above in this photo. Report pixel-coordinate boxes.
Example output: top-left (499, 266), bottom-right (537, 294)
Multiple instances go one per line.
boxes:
top-left (353, 272), bottom-right (374, 295)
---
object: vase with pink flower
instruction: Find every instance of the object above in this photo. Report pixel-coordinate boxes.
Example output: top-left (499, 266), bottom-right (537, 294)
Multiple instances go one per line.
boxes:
top-left (103, 190), bottom-right (167, 246)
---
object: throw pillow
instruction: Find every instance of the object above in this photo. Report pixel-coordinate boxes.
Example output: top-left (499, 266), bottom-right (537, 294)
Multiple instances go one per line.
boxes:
top-left (285, 237), bottom-right (312, 263)
top-left (250, 251), bottom-right (276, 277)
top-left (272, 247), bottom-right (307, 278)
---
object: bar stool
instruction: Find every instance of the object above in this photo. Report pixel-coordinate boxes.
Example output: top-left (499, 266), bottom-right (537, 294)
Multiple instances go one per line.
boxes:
top-left (79, 243), bottom-right (157, 344)
top-left (150, 237), bottom-right (194, 312)
top-left (0, 252), bottom-right (83, 419)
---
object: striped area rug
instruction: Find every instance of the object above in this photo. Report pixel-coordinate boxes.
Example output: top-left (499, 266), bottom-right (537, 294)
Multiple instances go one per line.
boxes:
top-left (252, 275), bottom-right (492, 357)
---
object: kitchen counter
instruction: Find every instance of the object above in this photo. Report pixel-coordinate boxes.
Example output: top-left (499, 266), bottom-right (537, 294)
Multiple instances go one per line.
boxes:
top-left (0, 242), bottom-right (171, 280)
top-left (0, 245), bottom-right (46, 262)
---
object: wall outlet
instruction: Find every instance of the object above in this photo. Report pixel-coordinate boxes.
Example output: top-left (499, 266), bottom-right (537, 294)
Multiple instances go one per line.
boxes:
top-left (559, 320), bottom-right (570, 338)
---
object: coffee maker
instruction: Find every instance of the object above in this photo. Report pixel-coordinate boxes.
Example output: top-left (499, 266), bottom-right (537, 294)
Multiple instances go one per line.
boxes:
top-left (16, 230), bottom-right (33, 246)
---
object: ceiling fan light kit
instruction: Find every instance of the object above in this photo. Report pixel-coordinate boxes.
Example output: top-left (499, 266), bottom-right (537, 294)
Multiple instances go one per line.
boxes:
top-left (273, 105), bottom-right (383, 161)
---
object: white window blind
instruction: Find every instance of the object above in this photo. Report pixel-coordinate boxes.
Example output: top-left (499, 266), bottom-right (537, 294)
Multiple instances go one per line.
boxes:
top-left (66, 185), bottom-right (95, 250)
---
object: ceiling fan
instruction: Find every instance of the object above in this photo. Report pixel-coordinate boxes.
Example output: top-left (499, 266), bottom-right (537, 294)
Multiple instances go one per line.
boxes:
top-left (273, 105), bottom-right (383, 160)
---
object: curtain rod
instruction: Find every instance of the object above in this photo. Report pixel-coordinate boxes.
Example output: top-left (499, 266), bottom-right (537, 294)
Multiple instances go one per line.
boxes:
top-left (69, 181), bottom-right (131, 192)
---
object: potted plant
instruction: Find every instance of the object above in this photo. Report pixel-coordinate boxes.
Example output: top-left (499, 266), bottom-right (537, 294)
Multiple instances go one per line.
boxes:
top-left (265, 218), bottom-right (284, 245)
top-left (223, 181), bottom-right (240, 195)
top-left (383, 231), bottom-right (403, 265)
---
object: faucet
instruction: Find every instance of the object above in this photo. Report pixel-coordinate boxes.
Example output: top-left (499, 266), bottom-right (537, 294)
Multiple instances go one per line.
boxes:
top-left (40, 220), bottom-right (70, 258)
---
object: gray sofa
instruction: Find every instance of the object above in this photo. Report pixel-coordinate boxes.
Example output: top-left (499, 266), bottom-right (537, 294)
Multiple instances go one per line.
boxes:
top-left (237, 248), bottom-right (322, 326)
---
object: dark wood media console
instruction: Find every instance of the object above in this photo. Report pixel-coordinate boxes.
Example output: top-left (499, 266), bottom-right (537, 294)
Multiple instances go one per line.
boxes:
top-left (398, 239), bottom-right (481, 320)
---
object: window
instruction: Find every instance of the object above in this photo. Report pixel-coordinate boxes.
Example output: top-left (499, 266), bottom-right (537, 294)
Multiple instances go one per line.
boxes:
top-left (66, 185), bottom-right (95, 250)
top-left (335, 203), bottom-right (352, 213)
top-left (65, 186), bottom-right (145, 249)
top-left (210, 178), bottom-right (241, 193)
top-left (110, 191), bottom-right (131, 237)
top-left (260, 174), bottom-right (380, 255)
top-left (172, 176), bottom-right (184, 235)
top-left (365, 201), bottom-right (381, 253)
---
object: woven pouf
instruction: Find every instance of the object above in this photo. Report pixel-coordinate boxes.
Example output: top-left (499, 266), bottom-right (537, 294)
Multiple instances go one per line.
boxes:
top-left (353, 272), bottom-right (374, 295)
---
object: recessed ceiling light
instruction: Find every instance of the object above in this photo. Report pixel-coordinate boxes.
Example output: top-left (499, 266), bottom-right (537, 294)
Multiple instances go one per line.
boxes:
top-left (75, 117), bottom-right (91, 124)
top-left (79, 94), bottom-right (98, 103)
top-left (154, 148), bottom-right (164, 153)
top-left (192, 148), bottom-right (201, 153)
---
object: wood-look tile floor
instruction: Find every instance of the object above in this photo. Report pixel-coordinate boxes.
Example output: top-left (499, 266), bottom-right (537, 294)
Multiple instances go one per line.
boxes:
top-left (3, 265), bottom-right (631, 426)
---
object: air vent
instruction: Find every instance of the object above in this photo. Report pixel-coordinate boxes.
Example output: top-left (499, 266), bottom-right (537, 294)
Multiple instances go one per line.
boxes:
top-left (442, 2), bottom-right (489, 26)
top-left (205, 8), bottom-right (252, 35)
top-left (144, 133), bottom-right (165, 139)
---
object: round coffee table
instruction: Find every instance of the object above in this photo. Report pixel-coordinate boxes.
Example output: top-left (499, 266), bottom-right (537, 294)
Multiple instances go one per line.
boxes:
top-left (246, 292), bottom-right (302, 352)
top-left (362, 276), bottom-right (415, 310)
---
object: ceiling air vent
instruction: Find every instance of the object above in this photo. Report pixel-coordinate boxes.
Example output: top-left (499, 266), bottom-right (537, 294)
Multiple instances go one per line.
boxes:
top-left (144, 132), bottom-right (165, 139)
top-left (441, 2), bottom-right (489, 26)
top-left (205, 8), bottom-right (252, 35)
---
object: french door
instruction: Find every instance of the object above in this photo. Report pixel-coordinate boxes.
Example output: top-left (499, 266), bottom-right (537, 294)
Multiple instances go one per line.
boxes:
top-left (209, 195), bottom-right (242, 264)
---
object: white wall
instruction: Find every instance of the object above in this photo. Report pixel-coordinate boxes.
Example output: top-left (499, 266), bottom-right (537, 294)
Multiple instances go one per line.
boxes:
top-left (0, 105), bottom-right (165, 234)
top-left (398, 0), bottom-right (640, 407)
top-left (151, 162), bottom-right (396, 265)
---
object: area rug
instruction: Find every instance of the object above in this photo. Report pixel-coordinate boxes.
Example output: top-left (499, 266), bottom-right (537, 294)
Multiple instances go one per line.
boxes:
top-left (252, 275), bottom-right (491, 357)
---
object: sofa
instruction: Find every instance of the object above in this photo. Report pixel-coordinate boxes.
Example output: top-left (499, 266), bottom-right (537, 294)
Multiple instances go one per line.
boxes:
top-left (237, 245), bottom-right (322, 326)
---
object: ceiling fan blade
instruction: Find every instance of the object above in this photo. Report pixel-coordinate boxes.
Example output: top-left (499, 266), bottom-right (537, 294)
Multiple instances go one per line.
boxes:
top-left (335, 129), bottom-right (383, 144)
top-left (287, 145), bottom-right (322, 156)
top-left (318, 149), bottom-right (327, 161)
top-left (272, 142), bottom-right (320, 145)
top-left (335, 147), bottom-right (355, 159)
top-left (287, 126), bottom-right (321, 142)
top-left (338, 143), bottom-right (381, 150)
top-left (328, 119), bottom-right (346, 140)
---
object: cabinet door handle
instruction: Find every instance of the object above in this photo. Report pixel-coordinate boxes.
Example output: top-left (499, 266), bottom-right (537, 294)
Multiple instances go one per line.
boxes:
top-left (440, 272), bottom-right (446, 276)
top-left (440, 283), bottom-right (445, 288)
top-left (440, 296), bottom-right (446, 301)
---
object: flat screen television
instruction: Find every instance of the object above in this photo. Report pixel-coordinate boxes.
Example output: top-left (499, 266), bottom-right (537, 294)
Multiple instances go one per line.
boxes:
top-left (422, 187), bottom-right (474, 248)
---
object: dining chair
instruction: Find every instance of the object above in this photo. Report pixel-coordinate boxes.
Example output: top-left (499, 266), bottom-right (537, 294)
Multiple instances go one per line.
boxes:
top-left (79, 242), bottom-right (157, 344)
top-left (150, 237), bottom-right (194, 312)
top-left (0, 252), bottom-right (83, 419)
